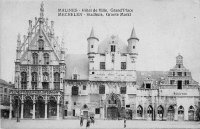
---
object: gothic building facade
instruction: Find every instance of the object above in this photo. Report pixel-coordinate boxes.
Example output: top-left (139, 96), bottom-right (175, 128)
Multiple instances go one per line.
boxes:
top-left (10, 2), bottom-right (66, 119)
top-left (10, 3), bottom-right (200, 121)
top-left (64, 30), bottom-right (200, 121)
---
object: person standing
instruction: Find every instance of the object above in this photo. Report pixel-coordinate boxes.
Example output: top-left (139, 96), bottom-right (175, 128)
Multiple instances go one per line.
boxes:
top-left (86, 118), bottom-right (90, 129)
top-left (80, 116), bottom-right (83, 127)
top-left (124, 118), bottom-right (126, 128)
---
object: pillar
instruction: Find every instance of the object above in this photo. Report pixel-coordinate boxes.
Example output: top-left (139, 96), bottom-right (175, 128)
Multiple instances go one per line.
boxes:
top-left (57, 102), bottom-right (60, 119)
top-left (174, 106), bottom-right (178, 121)
top-left (57, 96), bottom-right (60, 119)
top-left (45, 100), bottom-right (47, 119)
top-left (32, 102), bottom-right (35, 119)
top-left (9, 102), bottom-right (12, 119)
top-left (21, 102), bottom-right (24, 119)
top-left (184, 108), bottom-right (188, 121)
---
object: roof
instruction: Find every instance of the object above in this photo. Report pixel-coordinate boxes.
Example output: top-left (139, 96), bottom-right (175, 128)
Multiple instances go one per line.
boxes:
top-left (136, 71), bottom-right (168, 86)
top-left (65, 54), bottom-right (89, 80)
top-left (98, 35), bottom-right (128, 53)
top-left (0, 79), bottom-right (14, 87)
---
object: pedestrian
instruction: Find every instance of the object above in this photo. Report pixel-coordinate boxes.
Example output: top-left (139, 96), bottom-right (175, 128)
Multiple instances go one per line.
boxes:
top-left (124, 117), bottom-right (126, 128)
top-left (80, 116), bottom-right (83, 127)
top-left (86, 118), bottom-right (90, 129)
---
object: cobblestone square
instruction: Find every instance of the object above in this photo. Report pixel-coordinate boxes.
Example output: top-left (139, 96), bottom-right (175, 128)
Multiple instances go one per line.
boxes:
top-left (1, 119), bottom-right (200, 129)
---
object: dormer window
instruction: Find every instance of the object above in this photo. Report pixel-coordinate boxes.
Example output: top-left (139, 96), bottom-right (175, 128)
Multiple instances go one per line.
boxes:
top-left (73, 74), bottom-right (78, 80)
top-left (146, 83), bottom-right (151, 89)
top-left (178, 64), bottom-right (181, 68)
top-left (111, 45), bottom-right (115, 52)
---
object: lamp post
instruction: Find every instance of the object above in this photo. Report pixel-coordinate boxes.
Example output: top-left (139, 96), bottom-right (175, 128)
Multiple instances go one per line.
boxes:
top-left (17, 75), bottom-right (20, 122)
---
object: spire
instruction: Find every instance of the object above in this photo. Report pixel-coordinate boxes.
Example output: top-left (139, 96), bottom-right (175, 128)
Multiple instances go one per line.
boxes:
top-left (87, 27), bottom-right (99, 41)
top-left (128, 26), bottom-right (139, 41)
top-left (17, 33), bottom-right (21, 49)
top-left (40, 2), bottom-right (44, 18)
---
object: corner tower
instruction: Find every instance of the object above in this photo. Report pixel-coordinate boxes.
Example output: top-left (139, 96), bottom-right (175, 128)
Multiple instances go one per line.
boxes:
top-left (127, 26), bottom-right (139, 55)
top-left (87, 27), bottom-right (99, 54)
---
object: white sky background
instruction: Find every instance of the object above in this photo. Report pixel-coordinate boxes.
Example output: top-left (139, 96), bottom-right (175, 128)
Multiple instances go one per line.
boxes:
top-left (0, 0), bottom-right (200, 83)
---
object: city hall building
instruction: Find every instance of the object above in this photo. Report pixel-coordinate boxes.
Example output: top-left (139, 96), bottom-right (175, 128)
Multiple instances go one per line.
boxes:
top-left (10, 3), bottom-right (200, 121)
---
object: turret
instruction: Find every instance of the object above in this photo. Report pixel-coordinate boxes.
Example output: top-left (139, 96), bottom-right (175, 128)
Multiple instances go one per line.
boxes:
top-left (127, 26), bottom-right (139, 54)
top-left (60, 37), bottom-right (65, 62)
top-left (16, 33), bottom-right (21, 62)
top-left (87, 28), bottom-right (99, 54)
top-left (176, 54), bottom-right (183, 68)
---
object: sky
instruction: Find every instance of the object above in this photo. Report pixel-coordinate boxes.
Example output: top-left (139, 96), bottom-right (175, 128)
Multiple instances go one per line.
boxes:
top-left (0, 0), bottom-right (200, 83)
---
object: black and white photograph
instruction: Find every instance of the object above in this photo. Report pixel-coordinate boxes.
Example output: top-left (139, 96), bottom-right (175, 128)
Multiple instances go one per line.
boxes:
top-left (0, 0), bottom-right (200, 129)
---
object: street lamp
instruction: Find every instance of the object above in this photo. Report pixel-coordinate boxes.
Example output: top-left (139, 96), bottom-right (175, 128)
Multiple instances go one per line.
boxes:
top-left (17, 75), bottom-right (20, 122)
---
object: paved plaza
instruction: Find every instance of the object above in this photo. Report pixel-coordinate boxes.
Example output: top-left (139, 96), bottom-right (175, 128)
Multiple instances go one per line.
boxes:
top-left (1, 119), bottom-right (200, 129)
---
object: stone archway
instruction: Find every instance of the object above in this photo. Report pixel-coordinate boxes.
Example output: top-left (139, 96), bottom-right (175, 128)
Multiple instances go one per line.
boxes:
top-left (147, 105), bottom-right (153, 120)
top-left (167, 105), bottom-right (175, 121)
top-left (157, 105), bottom-right (164, 120)
top-left (24, 96), bottom-right (33, 118)
top-left (35, 96), bottom-right (45, 118)
top-left (106, 93), bottom-right (121, 120)
top-left (178, 105), bottom-right (184, 121)
top-left (12, 96), bottom-right (21, 118)
top-left (48, 96), bottom-right (57, 118)
top-left (188, 106), bottom-right (195, 121)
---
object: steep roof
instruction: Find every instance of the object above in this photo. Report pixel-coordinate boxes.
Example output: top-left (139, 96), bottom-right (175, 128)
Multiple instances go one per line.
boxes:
top-left (98, 36), bottom-right (128, 53)
top-left (65, 54), bottom-right (89, 80)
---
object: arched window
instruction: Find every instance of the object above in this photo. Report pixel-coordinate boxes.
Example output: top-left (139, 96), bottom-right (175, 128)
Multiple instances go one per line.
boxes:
top-left (54, 72), bottom-right (60, 82)
top-left (157, 105), bottom-right (164, 118)
top-left (99, 85), bottom-right (105, 94)
top-left (72, 86), bottom-right (79, 95)
top-left (147, 105), bottom-right (153, 117)
top-left (21, 72), bottom-right (27, 89)
top-left (178, 106), bottom-right (184, 114)
top-left (21, 72), bottom-right (27, 82)
top-left (32, 72), bottom-right (37, 82)
top-left (43, 72), bottom-right (49, 82)
top-left (32, 53), bottom-right (38, 65)
top-left (137, 105), bottom-right (143, 117)
top-left (38, 39), bottom-right (44, 50)
top-left (44, 53), bottom-right (49, 65)
top-left (31, 72), bottom-right (37, 89)
top-left (188, 106), bottom-right (195, 121)
top-left (54, 72), bottom-right (60, 90)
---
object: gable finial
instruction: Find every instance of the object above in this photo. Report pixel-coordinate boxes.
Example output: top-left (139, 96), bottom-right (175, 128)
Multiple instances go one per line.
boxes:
top-left (40, 1), bottom-right (44, 18)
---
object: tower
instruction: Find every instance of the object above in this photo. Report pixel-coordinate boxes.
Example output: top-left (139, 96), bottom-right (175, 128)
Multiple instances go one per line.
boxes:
top-left (87, 27), bottom-right (99, 54)
top-left (127, 26), bottom-right (139, 54)
top-left (176, 54), bottom-right (183, 67)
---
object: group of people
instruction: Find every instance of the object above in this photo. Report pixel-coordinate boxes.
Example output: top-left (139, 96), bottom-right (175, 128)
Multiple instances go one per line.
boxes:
top-left (80, 116), bottom-right (95, 128)
top-left (80, 116), bottom-right (127, 128)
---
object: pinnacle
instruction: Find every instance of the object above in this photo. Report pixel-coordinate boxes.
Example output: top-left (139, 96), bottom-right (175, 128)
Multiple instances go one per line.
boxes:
top-left (87, 27), bottom-right (99, 41)
top-left (128, 26), bottom-right (139, 41)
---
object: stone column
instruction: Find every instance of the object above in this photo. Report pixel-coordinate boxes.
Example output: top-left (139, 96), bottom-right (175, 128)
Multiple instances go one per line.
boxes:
top-left (21, 102), bottom-right (24, 119)
top-left (32, 101), bottom-right (35, 119)
top-left (174, 105), bottom-right (178, 121)
top-left (57, 97), bottom-right (60, 119)
top-left (45, 100), bottom-right (48, 119)
top-left (9, 102), bottom-right (12, 119)
top-left (9, 96), bottom-right (12, 119)
top-left (57, 104), bottom-right (60, 119)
